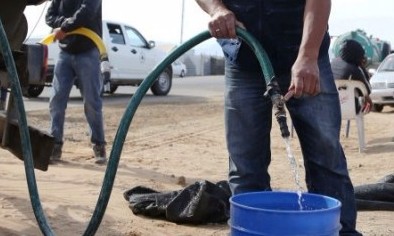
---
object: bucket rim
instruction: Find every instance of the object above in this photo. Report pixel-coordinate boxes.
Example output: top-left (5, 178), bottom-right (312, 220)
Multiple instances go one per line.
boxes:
top-left (230, 191), bottom-right (342, 214)
top-left (231, 224), bottom-right (343, 236)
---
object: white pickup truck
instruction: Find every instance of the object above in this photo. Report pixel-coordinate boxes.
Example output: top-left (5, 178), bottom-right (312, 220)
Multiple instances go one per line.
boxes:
top-left (28, 20), bottom-right (172, 97)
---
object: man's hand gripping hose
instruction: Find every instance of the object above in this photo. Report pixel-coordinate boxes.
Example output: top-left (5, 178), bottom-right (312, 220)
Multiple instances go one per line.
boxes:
top-left (40, 27), bottom-right (111, 84)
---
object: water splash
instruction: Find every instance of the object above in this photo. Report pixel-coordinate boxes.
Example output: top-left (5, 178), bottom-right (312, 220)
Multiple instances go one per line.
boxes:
top-left (283, 137), bottom-right (304, 210)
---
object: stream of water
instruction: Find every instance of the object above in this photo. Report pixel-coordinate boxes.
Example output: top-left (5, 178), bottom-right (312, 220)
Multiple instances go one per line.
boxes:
top-left (283, 137), bottom-right (304, 210)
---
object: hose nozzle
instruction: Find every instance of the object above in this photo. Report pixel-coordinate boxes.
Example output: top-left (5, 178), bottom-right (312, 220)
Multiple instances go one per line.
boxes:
top-left (272, 94), bottom-right (290, 138)
top-left (265, 79), bottom-right (290, 138)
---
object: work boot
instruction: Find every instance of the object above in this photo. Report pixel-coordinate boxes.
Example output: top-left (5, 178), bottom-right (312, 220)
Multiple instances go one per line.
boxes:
top-left (50, 143), bottom-right (63, 162)
top-left (93, 144), bottom-right (107, 164)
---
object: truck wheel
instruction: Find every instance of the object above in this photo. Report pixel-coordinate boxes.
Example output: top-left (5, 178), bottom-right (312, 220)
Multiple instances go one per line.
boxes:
top-left (102, 81), bottom-right (117, 95)
top-left (372, 104), bottom-right (384, 112)
top-left (150, 68), bottom-right (172, 96)
top-left (23, 85), bottom-right (44, 98)
top-left (109, 84), bottom-right (118, 94)
top-left (180, 70), bottom-right (185, 78)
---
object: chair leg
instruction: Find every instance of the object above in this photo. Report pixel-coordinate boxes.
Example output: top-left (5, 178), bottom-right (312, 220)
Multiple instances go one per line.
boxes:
top-left (345, 120), bottom-right (351, 138)
top-left (355, 115), bottom-right (365, 152)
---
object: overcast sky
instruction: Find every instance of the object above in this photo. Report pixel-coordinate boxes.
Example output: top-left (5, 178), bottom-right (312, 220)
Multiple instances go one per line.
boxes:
top-left (24, 0), bottom-right (394, 55)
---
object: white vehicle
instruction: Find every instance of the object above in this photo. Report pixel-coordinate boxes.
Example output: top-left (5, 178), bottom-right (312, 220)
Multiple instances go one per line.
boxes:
top-left (38, 20), bottom-right (173, 97)
top-left (172, 60), bottom-right (187, 77)
top-left (102, 20), bottom-right (172, 95)
top-left (369, 53), bottom-right (394, 112)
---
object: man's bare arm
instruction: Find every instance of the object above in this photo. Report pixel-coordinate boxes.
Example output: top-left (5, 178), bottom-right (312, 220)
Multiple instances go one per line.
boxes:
top-left (299, 0), bottom-right (331, 61)
top-left (289, 0), bottom-right (331, 98)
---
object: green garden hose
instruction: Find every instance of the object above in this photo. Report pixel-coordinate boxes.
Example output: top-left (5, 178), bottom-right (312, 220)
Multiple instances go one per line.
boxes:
top-left (85, 29), bottom-right (278, 236)
top-left (40, 27), bottom-right (108, 60)
top-left (0, 20), bottom-right (55, 235)
top-left (0, 19), bottom-right (282, 235)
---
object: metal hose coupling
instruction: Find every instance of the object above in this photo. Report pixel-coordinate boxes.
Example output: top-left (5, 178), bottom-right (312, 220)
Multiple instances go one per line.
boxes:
top-left (264, 79), bottom-right (290, 138)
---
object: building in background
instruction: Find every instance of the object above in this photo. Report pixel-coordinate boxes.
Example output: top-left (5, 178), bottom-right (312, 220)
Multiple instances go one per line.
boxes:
top-left (157, 41), bottom-right (224, 77)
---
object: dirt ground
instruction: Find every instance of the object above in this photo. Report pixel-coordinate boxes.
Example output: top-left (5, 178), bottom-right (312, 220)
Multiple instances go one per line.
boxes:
top-left (0, 86), bottom-right (393, 236)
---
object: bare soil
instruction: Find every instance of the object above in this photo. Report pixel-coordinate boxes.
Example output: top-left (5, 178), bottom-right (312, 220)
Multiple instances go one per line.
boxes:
top-left (0, 92), bottom-right (393, 236)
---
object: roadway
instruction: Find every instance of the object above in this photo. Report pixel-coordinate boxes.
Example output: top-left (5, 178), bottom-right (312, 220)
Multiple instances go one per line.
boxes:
top-left (21, 75), bottom-right (225, 112)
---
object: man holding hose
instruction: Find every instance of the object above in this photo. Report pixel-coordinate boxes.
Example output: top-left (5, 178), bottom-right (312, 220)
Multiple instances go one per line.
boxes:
top-left (195, 0), bottom-right (362, 235)
top-left (45, 0), bottom-right (107, 164)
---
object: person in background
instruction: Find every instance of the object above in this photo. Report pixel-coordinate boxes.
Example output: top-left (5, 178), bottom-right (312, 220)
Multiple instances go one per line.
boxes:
top-left (195, 0), bottom-right (362, 235)
top-left (331, 39), bottom-right (372, 114)
top-left (45, 0), bottom-right (107, 164)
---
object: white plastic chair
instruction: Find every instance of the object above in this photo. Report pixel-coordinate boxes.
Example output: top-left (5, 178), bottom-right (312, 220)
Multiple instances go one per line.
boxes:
top-left (335, 80), bottom-right (368, 152)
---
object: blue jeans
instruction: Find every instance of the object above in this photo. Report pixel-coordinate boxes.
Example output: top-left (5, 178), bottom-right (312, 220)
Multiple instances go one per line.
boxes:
top-left (50, 48), bottom-right (105, 145)
top-left (225, 56), bottom-right (361, 235)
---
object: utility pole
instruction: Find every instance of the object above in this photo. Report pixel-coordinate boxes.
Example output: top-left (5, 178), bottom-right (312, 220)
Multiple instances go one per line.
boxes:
top-left (180, 0), bottom-right (185, 44)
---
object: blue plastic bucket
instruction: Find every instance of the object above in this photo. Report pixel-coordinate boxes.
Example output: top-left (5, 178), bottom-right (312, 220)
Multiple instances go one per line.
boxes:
top-left (230, 191), bottom-right (341, 236)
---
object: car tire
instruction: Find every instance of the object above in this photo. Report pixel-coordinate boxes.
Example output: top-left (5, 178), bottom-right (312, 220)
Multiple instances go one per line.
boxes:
top-left (150, 68), bottom-right (172, 96)
top-left (101, 83), bottom-right (117, 95)
top-left (23, 85), bottom-right (45, 98)
top-left (109, 84), bottom-right (118, 94)
top-left (180, 70), bottom-right (185, 78)
top-left (372, 104), bottom-right (384, 112)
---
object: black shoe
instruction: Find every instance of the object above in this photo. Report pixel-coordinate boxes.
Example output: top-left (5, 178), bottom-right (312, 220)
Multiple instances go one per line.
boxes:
top-left (93, 144), bottom-right (107, 164)
top-left (50, 143), bottom-right (63, 162)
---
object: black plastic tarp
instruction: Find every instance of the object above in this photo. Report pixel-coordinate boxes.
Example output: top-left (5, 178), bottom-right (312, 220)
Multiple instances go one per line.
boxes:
top-left (123, 180), bottom-right (231, 224)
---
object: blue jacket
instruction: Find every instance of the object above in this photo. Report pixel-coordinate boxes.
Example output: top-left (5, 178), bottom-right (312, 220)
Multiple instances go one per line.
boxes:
top-left (220, 0), bottom-right (330, 76)
top-left (45, 0), bottom-right (102, 54)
